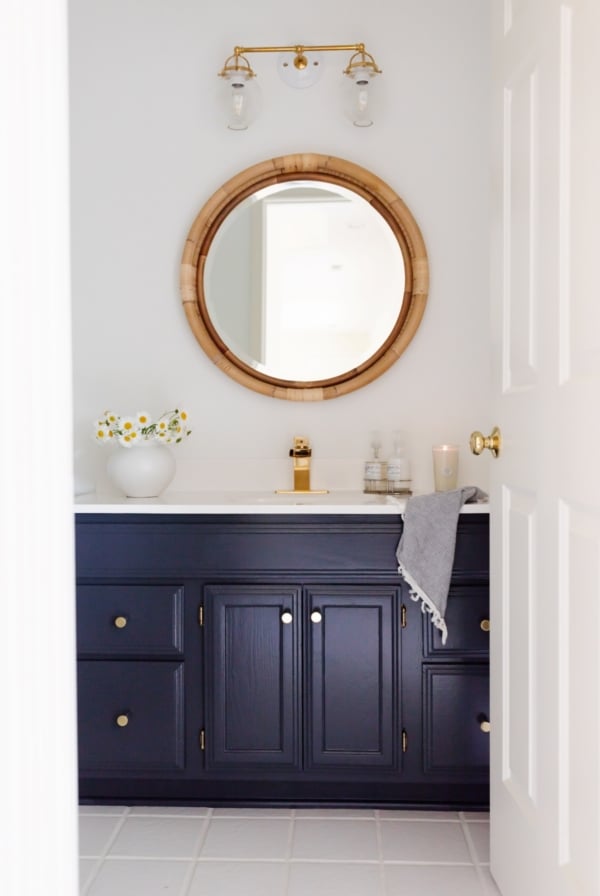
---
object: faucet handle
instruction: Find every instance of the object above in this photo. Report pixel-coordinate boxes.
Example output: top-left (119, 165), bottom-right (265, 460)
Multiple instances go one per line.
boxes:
top-left (290, 436), bottom-right (311, 458)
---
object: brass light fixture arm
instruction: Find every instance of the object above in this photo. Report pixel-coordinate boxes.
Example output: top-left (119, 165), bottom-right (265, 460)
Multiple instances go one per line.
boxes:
top-left (219, 43), bottom-right (382, 76)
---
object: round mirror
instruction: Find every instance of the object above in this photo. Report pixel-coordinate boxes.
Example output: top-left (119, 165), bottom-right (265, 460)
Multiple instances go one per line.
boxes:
top-left (181, 154), bottom-right (428, 400)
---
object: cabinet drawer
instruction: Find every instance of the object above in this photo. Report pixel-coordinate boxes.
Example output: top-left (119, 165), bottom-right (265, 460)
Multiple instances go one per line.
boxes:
top-left (422, 664), bottom-right (489, 776)
top-left (77, 584), bottom-right (184, 657)
top-left (77, 660), bottom-right (185, 771)
top-left (423, 586), bottom-right (490, 658)
top-left (452, 518), bottom-right (490, 578)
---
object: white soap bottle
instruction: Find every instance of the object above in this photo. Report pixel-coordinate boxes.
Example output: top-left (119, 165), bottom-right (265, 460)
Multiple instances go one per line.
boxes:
top-left (363, 430), bottom-right (387, 493)
top-left (386, 432), bottom-right (412, 494)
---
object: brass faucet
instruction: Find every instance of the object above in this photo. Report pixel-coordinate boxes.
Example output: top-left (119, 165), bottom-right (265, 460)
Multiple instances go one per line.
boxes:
top-left (290, 436), bottom-right (311, 491)
top-left (276, 436), bottom-right (328, 495)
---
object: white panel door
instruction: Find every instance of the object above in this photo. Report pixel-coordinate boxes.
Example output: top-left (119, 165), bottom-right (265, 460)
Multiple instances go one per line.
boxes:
top-left (489, 1), bottom-right (600, 894)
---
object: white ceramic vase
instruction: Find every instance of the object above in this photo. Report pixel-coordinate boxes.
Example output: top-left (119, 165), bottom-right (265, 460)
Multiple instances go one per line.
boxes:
top-left (106, 440), bottom-right (176, 498)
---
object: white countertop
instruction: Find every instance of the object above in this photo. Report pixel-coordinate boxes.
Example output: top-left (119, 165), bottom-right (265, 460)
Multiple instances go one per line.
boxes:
top-left (74, 491), bottom-right (490, 515)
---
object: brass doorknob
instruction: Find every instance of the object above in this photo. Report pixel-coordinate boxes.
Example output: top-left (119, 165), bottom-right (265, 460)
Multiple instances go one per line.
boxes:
top-left (116, 713), bottom-right (130, 728)
top-left (113, 616), bottom-right (128, 629)
top-left (470, 426), bottom-right (501, 457)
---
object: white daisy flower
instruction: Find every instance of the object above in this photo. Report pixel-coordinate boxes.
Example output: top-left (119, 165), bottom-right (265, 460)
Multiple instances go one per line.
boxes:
top-left (136, 411), bottom-right (152, 427)
top-left (94, 422), bottom-right (112, 442)
top-left (118, 432), bottom-right (136, 447)
top-left (119, 417), bottom-right (137, 434)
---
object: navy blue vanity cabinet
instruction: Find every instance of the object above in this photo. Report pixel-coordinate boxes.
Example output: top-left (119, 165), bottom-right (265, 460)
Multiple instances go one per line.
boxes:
top-left (75, 512), bottom-right (489, 809)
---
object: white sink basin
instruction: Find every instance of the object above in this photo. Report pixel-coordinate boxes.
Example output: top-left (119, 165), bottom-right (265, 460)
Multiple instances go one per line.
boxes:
top-left (242, 490), bottom-right (394, 506)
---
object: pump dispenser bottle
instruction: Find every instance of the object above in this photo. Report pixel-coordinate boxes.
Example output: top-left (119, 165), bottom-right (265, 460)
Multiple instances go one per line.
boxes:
top-left (386, 431), bottom-right (412, 495)
top-left (363, 431), bottom-right (387, 493)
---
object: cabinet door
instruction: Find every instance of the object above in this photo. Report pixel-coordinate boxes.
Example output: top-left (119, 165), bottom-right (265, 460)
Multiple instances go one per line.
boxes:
top-left (422, 664), bottom-right (490, 776)
top-left (306, 586), bottom-right (397, 770)
top-left (206, 585), bottom-right (301, 770)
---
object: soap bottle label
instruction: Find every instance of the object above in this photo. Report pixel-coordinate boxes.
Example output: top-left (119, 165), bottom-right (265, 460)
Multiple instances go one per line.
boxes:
top-left (387, 458), bottom-right (410, 480)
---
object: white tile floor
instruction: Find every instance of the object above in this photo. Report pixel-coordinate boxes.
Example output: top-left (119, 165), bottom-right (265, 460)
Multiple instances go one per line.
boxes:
top-left (79, 806), bottom-right (501, 896)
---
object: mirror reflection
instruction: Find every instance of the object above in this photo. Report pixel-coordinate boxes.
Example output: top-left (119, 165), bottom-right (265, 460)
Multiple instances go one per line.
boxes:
top-left (205, 182), bottom-right (405, 381)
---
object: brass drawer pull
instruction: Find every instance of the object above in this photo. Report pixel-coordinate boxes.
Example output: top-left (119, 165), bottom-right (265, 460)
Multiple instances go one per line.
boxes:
top-left (480, 618), bottom-right (490, 633)
top-left (281, 611), bottom-right (293, 624)
top-left (113, 616), bottom-right (128, 629)
top-left (115, 713), bottom-right (130, 728)
top-left (479, 717), bottom-right (491, 733)
top-left (310, 610), bottom-right (322, 624)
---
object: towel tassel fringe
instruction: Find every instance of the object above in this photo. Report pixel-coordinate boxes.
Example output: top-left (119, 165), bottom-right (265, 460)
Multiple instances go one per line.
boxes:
top-left (398, 563), bottom-right (448, 645)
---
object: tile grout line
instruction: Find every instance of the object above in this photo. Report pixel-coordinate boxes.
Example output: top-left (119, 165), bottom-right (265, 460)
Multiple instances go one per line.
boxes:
top-left (460, 816), bottom-right (491, 895)
top-left (79, 806), bottom-right (132, 896)
top-left (282, 808), bottom-right (296, 896)
top-left (375, 812), bottom-right (387, 896)
top-left (79, 855), bottom-right (103, 895)
top-left (178, 806), bottom-right (214, 896)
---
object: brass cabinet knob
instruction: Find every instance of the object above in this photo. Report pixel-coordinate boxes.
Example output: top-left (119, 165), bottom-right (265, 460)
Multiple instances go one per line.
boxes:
top-left (281, 611), bottom-right (293, 624)
top-left (480, 618), bottom-right (490, 633)
top-left (311, 610), bottom-right (322, 623)
top-left (470, 426), bottom-right (502, 457)
top-left (479, 718), bottom-right (491, 733)
top-left (115, 713), bottom-right (130, 728)
top-left (113, 616), bottom-right (128, 629)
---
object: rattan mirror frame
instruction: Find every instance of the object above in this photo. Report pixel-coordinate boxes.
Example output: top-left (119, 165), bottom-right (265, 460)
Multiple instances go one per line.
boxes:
top-left (180, 153), bottom-right (428, 400)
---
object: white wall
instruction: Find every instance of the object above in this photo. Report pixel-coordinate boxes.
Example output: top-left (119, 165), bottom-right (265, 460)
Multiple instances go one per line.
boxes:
top-left (69, 0), bottom-right (492, 496)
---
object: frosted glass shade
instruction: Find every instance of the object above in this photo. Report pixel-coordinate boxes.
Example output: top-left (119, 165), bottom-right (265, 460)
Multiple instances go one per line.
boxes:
top-left (222, 70), bottom-right (260, 130)
top-left (344, 65), bottom-right (378, 127)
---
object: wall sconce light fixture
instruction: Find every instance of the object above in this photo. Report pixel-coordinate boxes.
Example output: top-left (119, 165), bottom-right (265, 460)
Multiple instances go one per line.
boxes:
top-left (218, 43), bottom-right (382, 130)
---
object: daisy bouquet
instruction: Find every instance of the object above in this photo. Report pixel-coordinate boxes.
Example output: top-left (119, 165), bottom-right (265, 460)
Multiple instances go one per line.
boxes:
top-left (94, 409), bottom-right (191, 447)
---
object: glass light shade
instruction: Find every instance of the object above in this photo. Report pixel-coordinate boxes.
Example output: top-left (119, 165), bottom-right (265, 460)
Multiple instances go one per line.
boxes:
top-left (222, 70), bottom-right (260, 130)
top-left (345, 65), bottom-right (378, 127)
